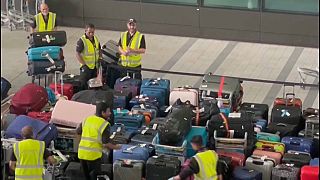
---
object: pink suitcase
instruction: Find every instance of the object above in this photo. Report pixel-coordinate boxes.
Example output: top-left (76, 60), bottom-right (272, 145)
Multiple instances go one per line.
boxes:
top-left (50, 100), bottom-right (96, 128)
top-left (169, 87), bottom-right (199, 106)
top-left (253, 149), bottom-right (282, 165)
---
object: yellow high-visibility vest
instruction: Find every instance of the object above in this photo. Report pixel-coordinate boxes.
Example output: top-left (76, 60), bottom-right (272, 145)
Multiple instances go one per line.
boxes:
top-left (78, 115), bottom-right (109, 160)
top-left (13, 139), bottom-right (45, 180)
top-left (194, 150), bottom-right (218, 180)
top-left (80, 35), bottom-right (100, 69)
top-left (35, 12), bottom-right (56, 32)
top-left (120, 31), bottom-right (143, 67)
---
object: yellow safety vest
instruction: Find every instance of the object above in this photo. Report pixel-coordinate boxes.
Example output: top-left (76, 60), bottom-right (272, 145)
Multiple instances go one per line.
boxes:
top-left (78, 115), bottom-right (110, 160)
top-left (80, 35), bottom-right (100, 69)
top-left (194, 150), bottom-right (218, 180)
top-left (13, 139), bottom-right (45, 180)
top-left (35, 12), bottom-right (56, 32)
top-left (120, 31), bottom-right (143, 67)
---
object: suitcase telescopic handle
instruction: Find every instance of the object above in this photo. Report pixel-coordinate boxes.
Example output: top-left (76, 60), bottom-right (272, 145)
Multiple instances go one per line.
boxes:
top-left (282, 84), bottom-right (295, 100)
top-left (54, 71), bottom-right (64, 96)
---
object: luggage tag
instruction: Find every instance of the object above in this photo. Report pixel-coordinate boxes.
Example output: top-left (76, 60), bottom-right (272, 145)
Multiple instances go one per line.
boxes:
top-left (229, 130), bottom-right (234, 138)
top-left (140, 104), bottom-right (146, 109)
top-left (110, 132), bottom-right (116, 139)
top-left (228, 113), bottom-right (241, 118)
top-left (123, 146), bottom-right (137, 153)
top-left (141, 127), bottom-right (149, 135)
top-left (117, 108), bottom-right (121, 113)
top-left (165, 105), bottom-right (172, 113)
top-left (250, 104), bottom-right (255, 108)
top-left (152, 124), bottom-right (158, 130)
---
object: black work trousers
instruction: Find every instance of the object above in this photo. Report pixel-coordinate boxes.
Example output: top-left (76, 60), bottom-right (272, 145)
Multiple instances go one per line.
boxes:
top-left (79, 66), bottom-right (97, 90)
top-left (80, 158), bottom-right (101, 180)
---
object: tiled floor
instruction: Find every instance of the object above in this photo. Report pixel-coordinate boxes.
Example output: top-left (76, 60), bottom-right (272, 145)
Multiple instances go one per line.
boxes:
top-left (1, 26), bottom-right (319, 109)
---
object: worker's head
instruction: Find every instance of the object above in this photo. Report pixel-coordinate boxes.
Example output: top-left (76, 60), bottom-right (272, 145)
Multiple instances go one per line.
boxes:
top-left (40, 3), bottom-right (49, 16)
top-left (21, 126), bottom-right (34, 139)
top-left (85, 23), bottom-right (95, 39)
top-left (96, 101), bottom-right (112, 120)
top-left (127, 18), bottom-right (137, 34)
top-left (191, 135), bottom-right (203, 151)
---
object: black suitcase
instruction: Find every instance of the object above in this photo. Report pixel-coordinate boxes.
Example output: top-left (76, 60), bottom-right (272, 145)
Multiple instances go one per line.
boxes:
top-left (146, 155), bottom-right (181, 180)
top-left (228, 112), bottom-right (255, 139)
top-left (196, 99), bottom-right (220, 126)
top-left (27, 59), bottom-right (65, 76)
top-left (130, 126), bottom-right (157, 144)
top-left (28, 31), bottom-right (67, 47)
top-left (101, 62), bottom-right (121, 89)
top-left (1, 77), bottom-right (11, 100)
top-left (271, 105), bottom-right (303, 128)
top-left (282, 152), bottom-right (311, 167)
top-left (63, 74), bottom-right (83, 94)
top-left (240, 102), bottom-right (269, 121)
top-left (71, 90), bottom-right (114, 107)
top-left (101, 40), bottom-right (120, 64)
top-left (65, 162), bottom-right (86, 180)
top-left (266, 122), bottom-right (299, 138)
top-left (218, 155), bottom-right (233, 180)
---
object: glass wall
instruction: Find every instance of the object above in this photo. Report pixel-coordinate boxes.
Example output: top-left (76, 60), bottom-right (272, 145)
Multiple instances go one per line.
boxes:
top-left (141, 0), bottom-right (198, 6)
top-left (203, 0), bottom-right (260, 10)
top-left (264, 0), bottom-right (319, 14)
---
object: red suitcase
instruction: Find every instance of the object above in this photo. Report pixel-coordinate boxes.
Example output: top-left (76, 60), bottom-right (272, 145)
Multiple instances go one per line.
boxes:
top-left (301, 166), bottom-right (319, 180)
top-left (10, 83), bottom-right (48, 115)
top-left (27, 111), bottom-right (52, 123)
top-left (49, 71), bottom-right (74, 100)
top-left (274, 85), bottom-right (302, 109)
top-left (216, 150), bottom-right (245, 168)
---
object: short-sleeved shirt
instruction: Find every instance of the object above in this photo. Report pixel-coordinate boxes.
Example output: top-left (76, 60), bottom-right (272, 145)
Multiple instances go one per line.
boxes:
top-left (76, 122), bottom-right (110, 144)
top-left (30, 13), bottom-right (58, 29)
top-left (76, 34), bottom-right (101, 53)
top-left (118, 31), bottom-right (146, 49)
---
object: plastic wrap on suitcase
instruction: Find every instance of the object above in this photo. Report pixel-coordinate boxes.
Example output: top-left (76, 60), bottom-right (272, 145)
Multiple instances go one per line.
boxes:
top-left (217, 150), bottom-right (245, 168)
top-left (27, 46), bottom-right (62, 61)
top-left (271, 164), bottom-right (300, 180)
top-left (113, 90), bottom-right (132, 109)
top-left (140, 78), bottom-right (170, 107)
top-left (266, 122), bottom-right (299, 138)
top-left (282, 152), bottom-right (312, 167)
top-left (245, 156), bottom-right (275, 180)
top-left (54, 126), bottom-right (79, 152)
top-left (5, 115), bottom-right (58, 147)
top-left (27, 59), bottom-right (65, 76)
top-left (113, 159), bottom-right (144, 180)
top-left (281, 136), bottom-right (314, 155)
top-left (232, 166), bottom-right (262, 180)
top-left (1, 77), bottom-right (11, 100)
top-left (114, 76), bottom-right (141, 97)
top-left (113, 144), bottom-right (149, 163)
top-left (252, 149), bottom-right (282, 165)
top-left (29, 31), bottom-right (67, 47)
top-left (256, 132), bottom-right (281, 142)
top-left (130, 126), bottom-right (157, 145)
top-left (152, 134), bottom-right (187, 157)
top-left (65, 162), bottom-right (86, 180)
top-left (255, 140), bottom-right (285, 155)
top-left (310, 158), bottom-right (319, 166)
top-left (240, 102), bottom-right (269, 120)
top-left (169, 87), bottom-right (199, 107)
top-left (301, 166), bottom-right (319, 180)
top-left (71, 89), bottom-right (114, 107)
top-left (185, 126), bottom-right (207, 158)
top-left (146, 155), bottom-right (181, 180)
top-left (114, 113), bottom-right (144, 130)
top-left (271, 105), bottom-right (303, 127)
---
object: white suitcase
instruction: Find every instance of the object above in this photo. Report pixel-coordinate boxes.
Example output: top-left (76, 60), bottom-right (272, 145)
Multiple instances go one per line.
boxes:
top-left (169, 87), bottom-right (199, 106)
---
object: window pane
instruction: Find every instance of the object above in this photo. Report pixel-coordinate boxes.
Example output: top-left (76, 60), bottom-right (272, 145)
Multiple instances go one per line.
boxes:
top-left (264, 0), bottom-right (319, 14)
top-left (203, 0), bottom-right (259, 10)
top-left (141, 0), bottom-right (198, 6)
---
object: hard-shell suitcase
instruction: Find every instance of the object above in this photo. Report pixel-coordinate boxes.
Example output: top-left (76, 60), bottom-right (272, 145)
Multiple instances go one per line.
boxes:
top-left (169, 87), bottom-right (199, 107)
top-left (113, 159), bottom-right (144, 180)
top-left (29, 31), bottom-right (67, 47)
top-left (233, 166), bottom-right (262, 180)
top-left (252, 149), bottom-right (282, 165)
top-left (310, 158), bottom-right (319, 166)
top-left (50, 100), bottom-right (96, 128)
top-left (256, 132), bottom-right (281, 142)
top-left (113, 144), bottom-right (149, 163)
top-left (54, 126), bottom-right (79, 152)
top-left (114, 113), bottom-right (144, 130)
top-left (101, 40), bottom-right (120, 64)
top-left (129, 95), bottom-right (160, 109)
top-left (27, 46), bottom-right (62, 61)
top-left (271, 164), bottom-right (300, 180)
top-left (130, 126), bottom-right (157, 145)
top-left (271, 105), bottom-right (303, 128)
top-left (304, 114), bottom-right (319, 138)
top-left (71, 89), bottom-right (114, 107)
top-left (49, 71), bottom-right (74, 100)
top-left (63, 74), bottom-right (83, 94)
top-left (113, 109), bottom-right (130, 116)
top-left (266, 122), bottom-right (299, 138)
top-left (65, 162), bottom-right (86, 180)
top-left (113, 90), bottom-right (132, 109)
top-left (10, 83), bottom-right (48, 115)
top-left (1, 77), bottom-right (11, 100)
top-left (282, 152), bottom-right (312, 167)
top-left (27, 59), bottom-right (65, 76)
top-left (114, 76), bottom-right (141, 97)
top-left (245, 156), bottom-right (275, 180)
top-left (214, 131), bottom-right (248, 155)
top-left (5, 115), bottom-right (58, 147)
top-left (301, 166), bottom-right (319, 180)
top-left (146, 155), bottom-right (181, 180)
top-left (255, 140), bottom-right (285, 155)
top-left (254, 119), bottom-right (268, 132)
top-left (140, 78), bottom-right (170, 107)
top-left (185, 126), bottom-right (207, 158)
top-left (281, 136), bottom-right (314, 155)
top-left (216, 150), bottom-right (245, 167)
top-left (274, 85), bottom-right (302, 109)
top-left (240, 102), bottom-right (269, 120)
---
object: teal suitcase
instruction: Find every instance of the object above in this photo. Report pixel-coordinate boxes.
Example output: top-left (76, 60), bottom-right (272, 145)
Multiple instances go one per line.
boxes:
top-left (256, 132), bottom-right (281, 142)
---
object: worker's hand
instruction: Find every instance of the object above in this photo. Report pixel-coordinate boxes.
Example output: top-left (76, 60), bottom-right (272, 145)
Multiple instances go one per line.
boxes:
top-left (80, 64), bottom-right (89, 72)
top-left (115, 144), bottom-right (122, 150)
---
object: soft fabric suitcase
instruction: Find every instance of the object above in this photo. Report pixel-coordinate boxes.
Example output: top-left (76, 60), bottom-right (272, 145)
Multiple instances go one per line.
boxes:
top-left (114, 76), bottom-right (141, 97)
top-left (110, 123), bottom-right (138, 144)
top-left (131, 104), bottom-right (158, 125)
top-left (310, 158), bottom-right (319, 166)
top-left (101, 40), bottom-right (120, 64)
top-left (195, 99), bottom-right (220, 126)
top-left (113, 159), bottom-right (144, 180)
top-left (281, 136), bottom-right (314, 155)
top-left (5, 115), bottom-right (58, 147)
top-left (27, 46), bottom-right (62, 61)
top-left (114, 113), bottom-right (144, 130)
top-left (301, 166), bottom-right (319, 180)
top-left (1, 113), bottom-right (16, 131)
top-left (218, 155), bottom-right (233, 180)
top-left (252, 149), bottom-right (282, 165)
top-left (271, 164), bottom-right (300, 180)
top-left (240, 102), bottom-right (269, 120)
top-left (271, 105), bottom-right (303, 128)
top-left (185, 126), bottom-right (207, 158)
top-left (129, 95), bottom-right (160, 109)
top-left (217, 150), bottom-right (245, 167)
top-left (227, 112), bottom-right (255, 139)
top-left (113, 144), bottom-right (149, 163)
top-left (256, 132), bottom-right (281, 142)
top-left (27, 59), bottom-right (65, 76)
top-left (254, 119), bottom-right (268, 132)
top-left (28, 31), bottom-right (67, 47)
top-left (255, 140), bottom-right (285, 155)
top-left (113, 90), bottom-right (132, 109)
top-left (130, 126), bottom-right (157, 145)
top-left (50, 100), bottom-right (96, 128)
top-left (1, 77), bottom-right (11, 100)
top-left (146, 155), bottom-right (181, 180)
top-left (62, 74), bottom-right (83, 94)
top-left (113, 109), bottom-right (130, 116)
top-left (169, 87), bottom-right (199, 107)
top-left (274, 85), bottom-right (302, 109)
top-left (140, 78), bottom-right (170, 107)
top-left (233, 166), bottom-right (262, 180)
top-left (71, 89), bottom-right (114, 107)
top-left (266, 122), bottom-right (299, 138)
top-left (27, 111), bottom-right (52, 123)
top-left (282, 152), bottom-right (312, 167)
top-left (245, 156), bottom-right (275, 180)
top-left (65, 162), bottom-right (86, 180)
top-left (10, 83), bottom-right (48, 115)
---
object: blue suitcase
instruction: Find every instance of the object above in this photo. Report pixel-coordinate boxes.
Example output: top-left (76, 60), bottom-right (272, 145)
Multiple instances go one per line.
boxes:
top-left (113, 144), bottom-right (150, 163)
top-left (114, 114), bottom-right (145, 130)
top-left (129, 95), bottom-right (160, 109)
top-left (1, 77), bottom-right (11, 100)
top-left (256, 132), bottom-right (280, 142)
top-left (5, 115), bottom-right (58, 147)
top-left (27, 46), bottom-right (62, 61)
top-left (113, 90), bottom-right (132, 109)
top-left (113, 109), bottom-right (130, 116)
top-left (233, 166), bottom-right (262, 180)
top-left (131, 104), bottom-right (158, 120)
top-left (281, 136), bottom-right (314, 155)
top-left (185, 126), bottom-right (207, 158)
top-left (140, 78), bottom-right (170, 107)
top-left (310, 158), bottom-right (319, 166)
top-left (255, 119), bottom-right (267, 132)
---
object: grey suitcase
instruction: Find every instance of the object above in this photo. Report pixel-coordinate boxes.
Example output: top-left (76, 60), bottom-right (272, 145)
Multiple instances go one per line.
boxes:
top-left (245, 156), bottom-right (275, 180)
top-left (271, 164), bottom-right (300, 180)
top-left (113, 159), bottom-right (144, 180)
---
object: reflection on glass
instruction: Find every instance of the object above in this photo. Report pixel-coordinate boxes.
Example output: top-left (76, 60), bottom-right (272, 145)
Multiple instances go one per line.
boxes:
top-left (264, 0), bottom-right (319, 14)
top-left (203, 0), bottom-right (259, 10)
top-left (142, 0), bottom-right (198, 6)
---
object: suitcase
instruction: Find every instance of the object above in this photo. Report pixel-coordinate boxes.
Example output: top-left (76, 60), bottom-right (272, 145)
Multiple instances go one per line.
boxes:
top-left (146, 155), bottom-right (181, 180)
top-left (27, 111), bottom-right (52, 123)
top-left (218, 155), bottom-right (233, 180)
top-left (195, 99), bottom-right (220, 126)
top-left (304, 108), bottom-right (319, 116)
top-left (245, 156), bottom-right (275, 180)
top-left (62, 74), bottom-right (83, 94)
top-left (50, 100), bottom-right (96, 128)
top-left (227, 112), bottom-right (255, 140)
top-left (216, 150), bottom-right (245, 168)
top-left (255, 140), bottom-right (285, 155)
top-left (140, 78), bottom-right (170, 107)
top-left (185, 126), bottom-right (207, 158)
top-left (65, 162), bottom-right (86, 180)
top-left (110, 123), bottom-right (138, 144)
top-left (114, 113), bottom-right (144, 130)
top-left (232, 166), bottom-right (262, 180)
top-left (129, 95), bottom-right (160, 110)
top-left (304, 114), bottom-right (319, 138)
top-left (5, 115), bottom-right (58, 147)
top-left (271, 105), bottom-right (303, 128)
top-left (169, 87), bottom-right (199, 107)
top-left (274, 85), bottom-right (302, 109)
top-left (113, 144), bottom-right (149, 163)
top-left (282, 152), bottom-right (312, 167)
top-left (281, 136), bottom-right (314, 155)
top-left (252, 149), bottom-right (282, 165)
top-left (130, 126), bottom-right (157, 145)
top-left (113, 90), bottom-right (132, 109)
top-left (27, 59), bottom-right (65, 76)
top-left (54, 126), bottom-right (79, 153)
top-left (301, 166), bottom-right (319, 180)
top-left (310, 158), bottom-right (319, 166)
top-left (266, 122), bottom-right (299, 138)
top-left (101, 40), bottom-right (120, 64)
top-left (240, 102), bottom-right (269, 120)
top-left (114, 76), bottom-right (141, 97)
top-left (254, 119), bottom-right (267, 132)
top-left (1, 77), bottom-right (11, 101)
top-left (28, 31), bottom-right (67, 47)
top-left (71, 89), bottom-right (114, 107)
top-left (214, 131), bottom-right (247, 155)
top-left (113, 159), bottom-right (144, 180)
top-left (149, 117), bottom-right (167, 129)
top-left (49, 71), bottom-right (74, 100)
top-left (1, 113), bottom-right (16, 131)
top-left (10, 83), bottom-right (48, 115)
top-left (27, 46), bottom-right (62, 61)
top-left (271, 164), bottom-right (300, 180)
top-left (113, 109), bottom-right (130, 116)
top-left (131, 104), bottom-right (158, 125)
top-left (256, 132), bottom-right (280, 142)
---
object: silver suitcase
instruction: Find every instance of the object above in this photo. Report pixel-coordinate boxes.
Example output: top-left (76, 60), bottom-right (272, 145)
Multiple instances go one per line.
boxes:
top-left (113, 159), bottom-right (144, 180)
top-left (245, 155), bottom-right (275, 180)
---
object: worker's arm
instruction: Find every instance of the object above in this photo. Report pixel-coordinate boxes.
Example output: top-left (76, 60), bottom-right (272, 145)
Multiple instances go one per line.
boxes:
top-left (30, 18), bottom-right (36, 33)
top-left (173, 158), bottom-right (199, 180)
top-left (103, 143), bottom-right (121, 150)
top-left (9, 161), bottom-right (16, 171)
top-left (127, 35), bottom-right (146, 55)
top-left (76, 39), bottom-right (87, 66)
top-left (118, 38), bottom-right (128, 56)
top-left (102, 126), bottom-right (121, 150)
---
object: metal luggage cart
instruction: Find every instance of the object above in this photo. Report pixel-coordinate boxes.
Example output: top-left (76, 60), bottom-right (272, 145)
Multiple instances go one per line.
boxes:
top-left (297, 67), bottom-right (319, 88)
top-left (8, 0), bottom-right (34, 31)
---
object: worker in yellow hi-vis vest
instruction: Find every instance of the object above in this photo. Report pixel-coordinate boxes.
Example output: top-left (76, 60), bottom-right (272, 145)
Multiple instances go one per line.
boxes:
top-left (31, 3), bottom-right (57, 33)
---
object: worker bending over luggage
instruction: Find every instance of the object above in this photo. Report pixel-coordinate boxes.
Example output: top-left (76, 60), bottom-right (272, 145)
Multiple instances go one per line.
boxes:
top-left (172, 135), bottom-right (223, 180)
top-left (77, 101), bottom-right (121, 180)
top-left (9, 126), bottom-right (56, 180)
top-left (118, 18), bottom-right (146, 80)
top-left (31, 3), bottom-right (57, 32)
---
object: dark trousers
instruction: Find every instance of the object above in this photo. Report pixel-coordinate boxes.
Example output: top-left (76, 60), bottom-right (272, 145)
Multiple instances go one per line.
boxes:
top-left (80, 158), bottom-right (101, 180)
top-left (80, 67), bottom-right (97, 90)
top-left (119, 65), bottom-right (142, 80)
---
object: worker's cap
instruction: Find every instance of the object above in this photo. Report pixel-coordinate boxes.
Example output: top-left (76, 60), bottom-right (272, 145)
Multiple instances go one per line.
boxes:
top-left (191, 135), bottom-right (203, 146)
top-left (128, 18), bottom-right (137, 25)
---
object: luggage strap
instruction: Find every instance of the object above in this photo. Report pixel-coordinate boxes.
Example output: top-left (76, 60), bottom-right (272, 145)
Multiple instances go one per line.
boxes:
top-left (219, 113), bottom-right (230, 138)
top-left (218, 77), bottom-right (225, 98)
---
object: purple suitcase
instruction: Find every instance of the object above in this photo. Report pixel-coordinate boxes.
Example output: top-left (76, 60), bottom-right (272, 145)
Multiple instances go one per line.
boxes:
top-left (114, 76), bottom-right (141, 97)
